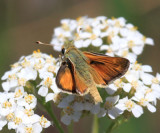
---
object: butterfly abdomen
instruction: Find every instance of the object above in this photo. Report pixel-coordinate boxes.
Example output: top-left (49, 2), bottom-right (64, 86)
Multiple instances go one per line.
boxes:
top-left (89, 85), bottom-right (103, 104)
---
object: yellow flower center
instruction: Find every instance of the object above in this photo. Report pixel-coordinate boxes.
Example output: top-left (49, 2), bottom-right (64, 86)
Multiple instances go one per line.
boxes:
top-left (46, 55), bottom-right (56, 64)
top-left (90, 34), bottom-right (97, 40)
top-left (15, 89), bottom-right (23, 98)
top-left (18, 78), bottom-right (27, 86)
top-left (33, 49), bottom-right (42, 58)
top-left (65, 106), bottom-right (74, 115)
top-left (125, 100), bottom-right (135, 111)
top-left (2, 101), bottom-right (12, 108)
top-left (104, 101), bottom-right (113, 110)
top-left (128, 40), bottom-right (135, 48)
top-left (145, 89), bottom-right (152, 95)
top-left (142, 36), bottom-right (146, 42)
top-left (25, 127), bottom-right (33, 133)
top-left (152, 77), bottom-right (159, 84)
top-left (44, 77), bottom-right (53, 87)
top-left (77, 17), bottom-right (84, 26)
top-left (108, 31), bottom-right (114, 38)
top-left (6, 113), bottom-right (14, 121)
top-left (122, 50), bottom-right (128, 57)
top-left (25, 109), bottom-right (34, 116)
top-left (11, 63), bottom-right (19, 68)
top-left (115, 20), bottom-right (121, 27)
top-left (130, 26), bottom-right (138, 31)
top-left (47, 66), bottom-right (56, 73)
top-left (25, 94), bottom-right (34, 104)
top-left (58, 33), bottom-right (65, 39)
top-left (21, 58), bottom-right (31, 67)
top-left (132, 61), bottom-right (142, 71)
top-left (107, 47), bottom-right (113, 53)
top-left (34, 60), bottom-right (43, 70)
top-left (13, 117), bottom-right (22, 125)
top-left (62, 23), bottom-right (70, 31)
top-left (8, 74), bottom-right (17, 80)
top-left (139, 98), bottom-right (148, 106)
top-left (131, 80), bottom-right (138, 89)
top-left (86, 25), bottom-right (92, 32)
top-left (40, 115), bottom-right (48, 127)
top-left (114, 79), bottom-right (123, 88)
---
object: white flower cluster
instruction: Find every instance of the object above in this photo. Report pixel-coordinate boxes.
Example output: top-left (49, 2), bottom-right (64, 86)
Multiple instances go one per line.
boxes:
top-left (1, 50), bottom-right (60, 102)
top-left (0, 88), bottom-right (51, 132)
top-left (52, 62), bottom-right (160, 125)
top-left (51, 16), bottom-right (154, 63)
top-left (49, 16), bottom-right (160, 125)
top-left (0, 50), bottom-right (57, 132)
top-left (1, 16), bottom-right (159, 129)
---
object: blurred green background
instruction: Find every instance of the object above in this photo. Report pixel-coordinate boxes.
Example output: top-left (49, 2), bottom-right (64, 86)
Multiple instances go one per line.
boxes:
top-left (0, 0), bottom-right (160, 133)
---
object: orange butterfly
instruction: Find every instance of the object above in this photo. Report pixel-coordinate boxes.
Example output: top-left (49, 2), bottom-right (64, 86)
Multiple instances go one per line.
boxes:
top-left (37, 41), bottom-right (130, 104)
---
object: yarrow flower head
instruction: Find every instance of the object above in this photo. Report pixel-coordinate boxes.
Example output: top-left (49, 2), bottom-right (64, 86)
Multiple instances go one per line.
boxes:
top-left (49, 16), bottom-right (159, 125)
top-left (0, 90), bottom-right (51, 132)
top-left (1, 16), bottom-right (160, 132)
top-left (1, 50), bottom-right (60, 101)
top-left (51, 16), bottom-right (154, 63)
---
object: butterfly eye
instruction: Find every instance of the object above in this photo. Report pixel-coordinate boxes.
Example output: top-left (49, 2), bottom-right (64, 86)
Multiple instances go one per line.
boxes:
top-left (61, 48), bottom-right (65, 55)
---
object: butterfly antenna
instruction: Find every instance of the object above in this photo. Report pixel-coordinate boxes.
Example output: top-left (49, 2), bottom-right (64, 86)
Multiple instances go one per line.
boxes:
top-left (36, 41), bottom-right (56, 46)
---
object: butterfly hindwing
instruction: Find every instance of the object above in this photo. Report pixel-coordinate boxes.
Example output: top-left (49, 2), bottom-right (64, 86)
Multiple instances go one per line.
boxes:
top-left (83, 52), bottom-right (130, 85)
top-left (74, 71), bottom-right (88, 95)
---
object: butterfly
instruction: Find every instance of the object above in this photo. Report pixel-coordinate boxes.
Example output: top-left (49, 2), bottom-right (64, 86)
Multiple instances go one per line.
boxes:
top-left (37, 41), bottom-right (130, 104)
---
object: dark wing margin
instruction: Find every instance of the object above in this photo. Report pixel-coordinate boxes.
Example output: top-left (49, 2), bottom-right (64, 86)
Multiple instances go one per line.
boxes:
top-left (83, 52), bottom-right (130, 85)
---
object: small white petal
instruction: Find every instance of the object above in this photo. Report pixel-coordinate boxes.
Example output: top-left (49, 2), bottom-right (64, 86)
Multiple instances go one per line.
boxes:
top-left (2, 82), bottom-right (10, 92)
top-left (145, 38), bottom-right (154, 45)
top-left (147, 103), bottom-right (156, 113)
top-left (0, 120), bottom-right (7, 130)
top-left (142, 65), bottom-right (152, 72)
top-left (100, 45), bottom-right (109, 51)
top-left (90, 104), bottom-right (100, 114)
top-left (74, 40), bottom-right (83, 48)
top-left (45, 93), bottom-right (54, 102)
top-left (61, 115), bottom-right (71, 125)
top-left (38, 86), bottom-right (48, 97)
top-left (92, 38), bottom-right (102, 47)
top-left (73, 102), bottom-right (84, 111)
top-left (132, 46), bottom-right (143, 55)
top-left (140, 73), bottom-right (153, 85)
top-left (123, 83), bottom-right (132, 92)
top-left (132, 105), bottom-right (143, 118)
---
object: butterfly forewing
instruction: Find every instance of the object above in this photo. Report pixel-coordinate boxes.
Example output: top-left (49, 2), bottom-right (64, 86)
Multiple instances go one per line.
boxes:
top-left (56, 59), bottom-right (76, 93)
top-left (56, 59), bottom-right (88, 95)
top-left (83, 52), bottom-right (130, 85)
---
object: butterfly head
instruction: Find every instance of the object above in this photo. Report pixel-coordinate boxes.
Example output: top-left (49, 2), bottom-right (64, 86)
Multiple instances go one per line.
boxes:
top-left (61, 41), bottom-right (75, 55)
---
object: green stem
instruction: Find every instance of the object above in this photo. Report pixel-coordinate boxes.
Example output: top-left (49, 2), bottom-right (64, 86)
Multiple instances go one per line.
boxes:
top-left (91, 115), bottom-right (98, 133)
top-left (106, 116), bottom-right (126, 133)
top-left (38, 97), bottom-right (64, 133)
top-left (68, 122), bottom-right (74, 133)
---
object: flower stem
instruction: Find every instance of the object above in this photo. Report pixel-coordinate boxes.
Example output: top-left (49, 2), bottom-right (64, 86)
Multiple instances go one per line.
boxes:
top-left (106, 116), bottom-right (127, 133)
top-left (38, 97), bottom-right (64, 133)
top-left (91, 115), bottom-right (98, 133)
top-left (68, 122), bottom-right (74, 133)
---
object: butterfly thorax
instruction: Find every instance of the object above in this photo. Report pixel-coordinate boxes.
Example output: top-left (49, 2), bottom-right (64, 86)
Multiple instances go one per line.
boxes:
top-left (64, 48), bottom-right (95, 88)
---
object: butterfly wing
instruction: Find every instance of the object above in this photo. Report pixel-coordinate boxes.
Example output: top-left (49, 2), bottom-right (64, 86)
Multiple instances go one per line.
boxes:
top-left (56, 58), bottom-right (88, 95)
top-left (83, 52), bottom-right (130, 86)
top-left (56, 59), bottom-right (76, 93)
